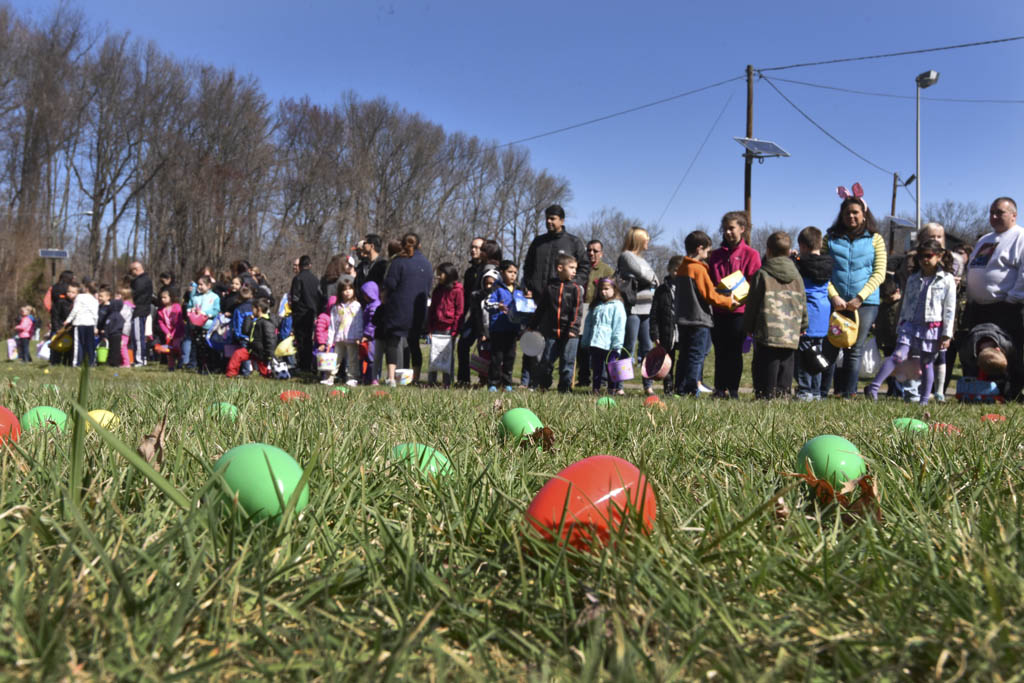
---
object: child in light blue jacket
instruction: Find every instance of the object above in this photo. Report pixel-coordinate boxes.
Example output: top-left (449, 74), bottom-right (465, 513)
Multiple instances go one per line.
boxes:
top-left (581, 277), bottom-right (628, 395)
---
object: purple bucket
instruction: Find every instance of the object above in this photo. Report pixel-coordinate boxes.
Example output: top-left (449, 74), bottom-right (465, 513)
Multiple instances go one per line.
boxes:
top-left (606, 350), bottom-right (634, 383)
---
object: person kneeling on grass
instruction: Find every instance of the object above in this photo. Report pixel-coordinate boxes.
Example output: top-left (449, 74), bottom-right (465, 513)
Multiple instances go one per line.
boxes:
top-left (226, 297), bottom-right (275, 378)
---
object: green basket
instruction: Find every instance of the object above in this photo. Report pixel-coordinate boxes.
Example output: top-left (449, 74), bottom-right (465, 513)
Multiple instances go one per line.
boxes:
top-left (96, 344), bottom-right (109, 364)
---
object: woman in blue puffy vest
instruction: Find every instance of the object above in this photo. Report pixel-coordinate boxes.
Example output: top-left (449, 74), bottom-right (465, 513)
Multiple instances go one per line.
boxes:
top-left (820, 196), bottom-right (887, 397)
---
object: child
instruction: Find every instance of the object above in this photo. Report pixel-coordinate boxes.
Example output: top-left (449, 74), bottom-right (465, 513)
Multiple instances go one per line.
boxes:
top-left (328, 276), bottom-right (364, 386)
top-left (188, 275), bottom-right (221, 374)
top-left (358, 281), bottom-right (380, 385)
top-left (96, 285), bottom-right (124, 368)
top-left (64, 281), bottom-right (100, 367)
top-left (581, 278), bottom-right (628, 395)
top-left (157, 286), bottom-right (185, 371)
top-left (865, 239), bottom-right (956, 404)
top-left (528, 254), bottom-right (584, 393)
top-left (793, 227), bottom-right (834, 401)
top-left (469, 266), bottom-right (500, 385)
top-left (14, 305), bottom-right (36, 362)
top-left (742, 231), bottom-right (807, 399)
top-left (426, 262), bottom-right (464, 387)
top-left (674, 231), bottom-right (736, 396)
top-left (650, 256), bottom-right (685, 394)
top-left (119, 286), bottom-right (135, 367)
top-left (227, 297), bottom-right (275, 377)
top-left (484, 261), bottom-right (518, 391)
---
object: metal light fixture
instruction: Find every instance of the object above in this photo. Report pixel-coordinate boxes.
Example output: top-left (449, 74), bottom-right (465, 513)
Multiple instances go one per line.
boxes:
top-left (915, 69), bottom-right (939, 230)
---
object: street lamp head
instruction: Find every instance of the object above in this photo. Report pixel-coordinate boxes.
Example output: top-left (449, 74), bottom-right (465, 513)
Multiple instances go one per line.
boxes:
top-left (916, 70), bottom-right (939, 89)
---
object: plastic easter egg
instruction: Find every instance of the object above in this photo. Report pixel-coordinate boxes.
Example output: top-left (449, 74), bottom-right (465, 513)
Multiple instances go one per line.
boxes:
top-left (0, 406), bottom-right (21, 445)
top-left (330, 387), bottom-right (350, 396)
top-left (981, 413), bottom-right (1006, 423)
top-left (21, 406), bottom-right (68, 434)
top-left (499, 407), bottom-right (543, 444)
top-left (43, 368), bottom-right (49, 374)
top-left (279, 390), bottom-right (310, 403)
top-left (526, 455), bottom-right (657, 551)
top-left (893, 417), bottom-right (929, 434)
top-left (374, 390), bottom-right (388, 397)
top-left (214, 443), bottom-right (309, 519)
top-left (212, 402), bottom-right (239, 421)
top-left (391, 443), bottom-right (452, 477)
top-left (796, 435), bottom-right (867, 489)
top-left (596, 397), bottom-right (617, 408)
top-left (87, 409), bottom-right (119, 432)
top-left (644, 395), bottom-right (661, 406)
top-left (931, 422), bottom-right (961, 435)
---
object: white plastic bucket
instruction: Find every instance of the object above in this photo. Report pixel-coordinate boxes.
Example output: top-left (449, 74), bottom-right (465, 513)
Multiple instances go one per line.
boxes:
top-left (395, 368), bottom-right (414, 385)
top-left (520, 330), bottom-right (545, 358)
top-left (317, 352), bottom-right (339, 372)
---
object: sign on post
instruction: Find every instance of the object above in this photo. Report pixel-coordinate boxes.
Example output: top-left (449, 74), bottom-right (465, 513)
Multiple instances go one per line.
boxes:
top-left (39, 249), bottom-right (68, 260)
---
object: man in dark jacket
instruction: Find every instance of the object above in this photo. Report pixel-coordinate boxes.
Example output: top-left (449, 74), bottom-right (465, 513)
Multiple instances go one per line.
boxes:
top-left (522, 205), bottom-right (590, 298)
top-left (289, 255), bottom-right (322, 372)
top-left (129, 261), bottom-right (153, 367)
top-left (49, 270), bottom-right (75, 366)
top-left (356, 234), bottom-right (388, 289)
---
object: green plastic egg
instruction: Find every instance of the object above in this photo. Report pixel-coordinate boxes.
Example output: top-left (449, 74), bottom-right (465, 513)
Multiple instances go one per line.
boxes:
top-left (796, 435), bottom-right (867, 488)
top-left (214, 443), bottom-right (309, 519)
top-left (212, 402), bottom-right (239, 421)
top-left (21, 406), bottom-right (68, 434)
top-left (892, 417), bottom-right (929, 434)
top-left (596, 397), bottom-right (617, 408)
top-left (391, 443), bottom-right (452, 477)
top-left (499, 408), bottom-right (543, 444)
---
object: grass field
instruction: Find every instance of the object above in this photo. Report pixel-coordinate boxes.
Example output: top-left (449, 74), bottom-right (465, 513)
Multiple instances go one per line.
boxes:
top-left (0, 361), bottom-right (1021, 680)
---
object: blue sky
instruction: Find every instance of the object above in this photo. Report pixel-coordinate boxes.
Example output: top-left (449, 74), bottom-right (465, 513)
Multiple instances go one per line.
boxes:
top-left (12, 0), bottom-right (1024, 246)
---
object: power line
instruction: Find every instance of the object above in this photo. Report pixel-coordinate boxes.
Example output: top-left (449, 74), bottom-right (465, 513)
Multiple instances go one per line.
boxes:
top-left (760, 74), bottom-right (893, 175)
top-left (499, 75), bottom-right (744, 148)
top-left (656, 92), bottom-right (735, 225)
top-left (766, 76), bottom-right (1024, 104)
top-left (760, 35), bottom-right (1024, 72)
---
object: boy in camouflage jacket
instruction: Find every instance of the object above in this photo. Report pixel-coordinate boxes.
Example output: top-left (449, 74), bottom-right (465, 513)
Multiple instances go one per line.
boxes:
top-left (742, 232), bottom-right (807, 398)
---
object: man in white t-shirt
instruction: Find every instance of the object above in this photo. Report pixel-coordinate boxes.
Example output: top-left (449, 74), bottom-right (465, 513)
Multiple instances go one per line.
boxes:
top-left (963, 197), bottom-right (1023, 395)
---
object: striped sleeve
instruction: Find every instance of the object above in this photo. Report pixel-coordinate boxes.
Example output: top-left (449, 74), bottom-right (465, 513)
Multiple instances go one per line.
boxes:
top-left (855, 233), bottom-right (887, 302)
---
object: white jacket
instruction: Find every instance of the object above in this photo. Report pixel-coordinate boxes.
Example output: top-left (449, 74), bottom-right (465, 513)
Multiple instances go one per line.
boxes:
top-left (898, 269), bottom-right (957, 339)
top-left (65, 293), bottom-right (99, 328)
top-left (332, 300), bottom-right (363, 344)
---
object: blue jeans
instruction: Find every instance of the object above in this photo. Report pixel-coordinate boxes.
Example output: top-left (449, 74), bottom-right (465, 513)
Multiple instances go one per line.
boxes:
top-left (674, 325), bottom-right (711, 395)
top-left (538, 336), bottom-right (579, 392)
top-left (821, 304), bottom-right (879, 397)
top-left (625, 313), bottom-right (653, 390)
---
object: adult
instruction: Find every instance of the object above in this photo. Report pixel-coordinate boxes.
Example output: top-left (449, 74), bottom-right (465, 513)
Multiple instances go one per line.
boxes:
top-left (820, 195), bottom-right (887, 398)
top-left (456, 237), bottom-right (487, 385)
top-left (577, 240), bottom-right (615, 387)
top-left (617, 227), bottom-right (660, 394)
top-left (49, 270), bottom-right (75, 366)
top-left (320, 253), bottom-right (348, 306)
top-left (356, 234), bottom-right (388, 288)
top-left (481, 239), bottom-right (503, 266)
top-left (377, 232), bottom-right (433, 385)
top-left (129, 261), bottom-right (153, 367)
top-left (962, 197), bottom-right (1024, 396)
top-left (522, 205), bottom-right (590, 297)
top-left (708, 211), bottom-right (761, 399)
top-left (289, 255), bottom-right (322, 373)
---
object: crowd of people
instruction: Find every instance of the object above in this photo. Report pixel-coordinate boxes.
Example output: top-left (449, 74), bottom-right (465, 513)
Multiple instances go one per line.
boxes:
top-left (19, 194), bottom-right (1024, 401)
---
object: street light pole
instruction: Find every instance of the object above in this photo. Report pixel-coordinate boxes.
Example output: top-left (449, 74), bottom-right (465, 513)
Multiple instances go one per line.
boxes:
top-left (915, 70), bottom-right (939, 230)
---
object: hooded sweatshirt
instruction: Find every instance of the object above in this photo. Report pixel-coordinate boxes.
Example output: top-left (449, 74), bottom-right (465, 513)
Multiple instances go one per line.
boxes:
top-left (359, 281), bottom-right (381, 340)
top-left (795, 252), bottom-right (834, 338)
top-left (742, 256), bottom-right (807, 349)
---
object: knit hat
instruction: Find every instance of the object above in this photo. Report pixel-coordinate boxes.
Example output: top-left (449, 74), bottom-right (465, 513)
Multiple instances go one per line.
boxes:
top-left (480, 266), bottom-right (500, 284)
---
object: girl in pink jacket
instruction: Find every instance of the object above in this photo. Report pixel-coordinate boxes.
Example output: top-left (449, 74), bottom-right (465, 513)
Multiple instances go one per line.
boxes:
top-left (157, 287), bottom-right (185, 370)
top-left (14, 305), bottom-right (36, 362)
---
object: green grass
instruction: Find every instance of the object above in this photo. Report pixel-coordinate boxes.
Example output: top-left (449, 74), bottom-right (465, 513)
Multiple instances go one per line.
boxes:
top-left (0, 361), bottom-right (1021, 680)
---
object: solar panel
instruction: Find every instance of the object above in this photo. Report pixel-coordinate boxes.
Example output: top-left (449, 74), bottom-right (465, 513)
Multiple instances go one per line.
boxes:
top-left (734, 137), bottom-right (790, 158)
top-left (38, 249), bottom-right (68, 259)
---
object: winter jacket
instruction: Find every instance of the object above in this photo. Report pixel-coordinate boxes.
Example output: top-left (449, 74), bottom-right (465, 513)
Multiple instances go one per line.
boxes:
top-left (190, 290), bottom-right (221, 331)
top-left (675, 257), bottom-right (734, 327)
top-left (250, 314), bottom-right (277, 363)
top-left (485, 284), bottom-right (519, 335)
top-left (530, 278), bottom-right (584, 339)
top-left (98, 299), bottom-right (125, 340)
top-left (616, 251), bottom-right (659, 316)
top-left (289, 268), bottom-right (322, 318)
top-left (131, 272), bottom-right (154, 318)
top-left (158, 303), bottom-right (185, 348)
top-left (65, 293), bottom-right (99, 328)
top-left (15, 315), bottom-right (34, 339)
top-left (231, 301), bottom-right (254, 345)
top-left (961, 322), bottom-right (1015, 373)
top-left (581, 299), bottom-right (627, 351)
top-left (875, 275), bottom-right (903, 353)
top-left (359, 281), bottom-right (380, 340)
top-left (824, 229), bottom-right (886, 306)
top-left (428, 282), bottom-right (465, 336)
top-left (898, 269), bottom-right (957, 339)
top-left (469, 285), bottom-right (493, 339)
top-left (795, 252), bottom-right (834, 338)
top-left (522, 229), bottom-right (590, 296)
top-left (332, 300), bottom-right (364, 344)
top-left (649, 279), bottom-right (677, 346)
top-left (315, 311), bottom-right (331, 347)
top-left (51, 281), bottom-right (73, 331)
top-left (585, 261), bottom-right (616, 304)
top-left (709, 241), bottom-right (761, 315)
top-left (378, 250), bottom-right (433, 336)
top-left (742, 256), bottom-right (807, 350)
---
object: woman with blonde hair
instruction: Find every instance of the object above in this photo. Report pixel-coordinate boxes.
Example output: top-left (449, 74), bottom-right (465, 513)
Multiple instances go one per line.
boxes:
top-left (616, 226), bottom-right (659, 394)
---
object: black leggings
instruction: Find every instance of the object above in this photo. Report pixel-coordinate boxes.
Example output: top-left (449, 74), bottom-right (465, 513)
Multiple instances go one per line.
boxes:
top-left (711, 313), bottom-right (745, 396)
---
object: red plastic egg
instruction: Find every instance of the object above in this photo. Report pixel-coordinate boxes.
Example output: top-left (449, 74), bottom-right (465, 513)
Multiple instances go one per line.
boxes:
top-left (930, 422), bottom-right (961, 435)
top-left (0, 406), bottom-right (21, 445)
top-left (644, 395), bottom-right (661, 406)
top-left (525, 455), bottom-right (656, 551)
top-left (981, 413), bottom-right (1006, 423)
top-left (279, 390), bottom-right (310, 403)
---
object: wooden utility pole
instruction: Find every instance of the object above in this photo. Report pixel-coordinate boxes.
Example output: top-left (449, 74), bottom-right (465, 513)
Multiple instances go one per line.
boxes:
top-left (744, 64), bottom-right (754, 227)
top-left (890, 172), bottom-right (899, 218)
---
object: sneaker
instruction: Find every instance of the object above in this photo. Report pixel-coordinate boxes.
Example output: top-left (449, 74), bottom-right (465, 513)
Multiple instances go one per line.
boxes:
top-left (320, 377), bottom-right (335, 386)
top-left (346, 379), bottom-right (359, 387)
top-left (863, 385), bottom-right (878, 401)
top-left (933, 392), bottom-right (946, 402)
top-left (488, 385), bottom-right (498, 392)
top-left (697, 382), bottom-right (714, 394)
top-left (371, 379), bottom-right (380, 386)
top-left (385, 379), bottom-right (397, 387)
top-left (504, 385), bottom-right (514, 392)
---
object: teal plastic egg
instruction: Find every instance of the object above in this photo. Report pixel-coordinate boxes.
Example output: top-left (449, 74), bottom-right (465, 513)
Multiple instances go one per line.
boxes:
top-left (796, 435), bottom-right (867, 489)
top-left (214, 443), bottom-right (309, 519)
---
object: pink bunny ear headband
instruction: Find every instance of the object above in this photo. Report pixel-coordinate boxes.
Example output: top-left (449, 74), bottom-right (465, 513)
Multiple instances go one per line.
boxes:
top-left (837, 182), bottom-right (868, 210)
